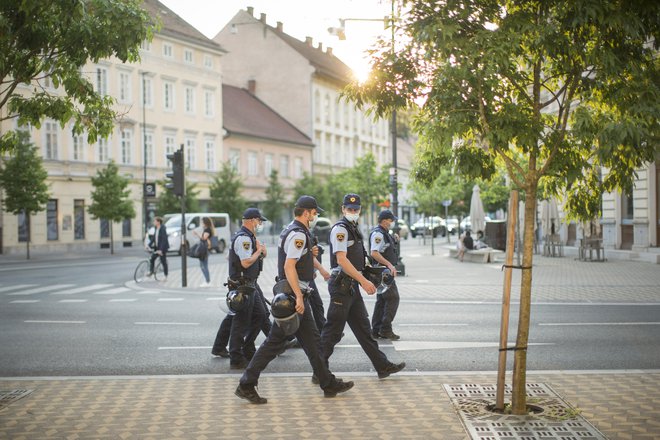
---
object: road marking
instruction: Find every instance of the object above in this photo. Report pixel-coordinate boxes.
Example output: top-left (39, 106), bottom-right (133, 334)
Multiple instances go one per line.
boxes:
top-left (398, 323), bottom-right (469, 327)
top-left (109, 298), bottom-right (138, 302)
top-left (539, 322), bottom-right (660, 326)
top-left (24, 320), bottom-right (86, 324)
top-left (391, 341), bottom-right (555, 351)
top-left (10, 300), bottom-right (40, 304)
top-left (156, 298), bottom-right (184, 301)
top-left (50, 284), bottom-right (114, 295)
top-left (0, 284), bottom-right (37, 293)
top-left (135, 322), bottom-right (199, 326)
top-left (158, 346), bottom-right (211, 350)
top-left (93, 287), bottom-right (131, 295)
top-left (58, 299), bottom-right (88, 303)
top-left (8, 284), bottom-right (75, 295)
top-left (136, 290), bottom-right (160, 294)
top-left (206, 297), bottom-right (223, 301)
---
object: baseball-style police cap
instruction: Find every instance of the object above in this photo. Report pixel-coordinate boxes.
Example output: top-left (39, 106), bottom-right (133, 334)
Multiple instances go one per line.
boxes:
top-left (295, 195), bottom-right (324, 212)
top-left (243, 207), bottom-right (268, 221)
top-left (343, 193), bottom-right (361, 209)
top-left (378, 209), bottom-right (397, 222)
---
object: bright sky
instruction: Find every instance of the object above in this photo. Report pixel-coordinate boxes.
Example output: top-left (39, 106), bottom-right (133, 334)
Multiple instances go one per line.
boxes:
top-left (159, 0), bottom-right (394, 81)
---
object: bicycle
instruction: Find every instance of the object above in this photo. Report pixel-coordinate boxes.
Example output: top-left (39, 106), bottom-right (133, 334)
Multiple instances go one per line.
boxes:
top-left (134, 250), bottom-right (164, 283)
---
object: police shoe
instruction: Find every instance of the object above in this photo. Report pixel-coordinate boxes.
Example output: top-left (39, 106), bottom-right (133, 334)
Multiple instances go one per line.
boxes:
top-left (312, 375), bottom-right (346, 385)
top-left (378, 361), bottom-right (406, 379)
top-left (211, 347), bottom-right (229, 358)
top-left (378, 330), bottom-right (401, 340)
top-left (323, 380), bottom-right (354, 398)
top-left (235, 384), bottom-right (267, 404)
top-left (229, 359), bottom-right (248, 370)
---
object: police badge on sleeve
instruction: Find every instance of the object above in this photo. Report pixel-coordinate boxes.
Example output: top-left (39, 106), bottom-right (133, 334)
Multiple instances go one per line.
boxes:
top-left (294, 239), bottom-right (304, 249)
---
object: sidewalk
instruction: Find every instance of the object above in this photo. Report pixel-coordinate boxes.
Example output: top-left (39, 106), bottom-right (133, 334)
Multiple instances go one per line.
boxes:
top-left (3, 240), bottom-right (660, 439)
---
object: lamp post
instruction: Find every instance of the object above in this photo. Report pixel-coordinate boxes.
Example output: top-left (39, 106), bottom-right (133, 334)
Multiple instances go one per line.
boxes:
top-left (140, 70), bottom-right (149, 239)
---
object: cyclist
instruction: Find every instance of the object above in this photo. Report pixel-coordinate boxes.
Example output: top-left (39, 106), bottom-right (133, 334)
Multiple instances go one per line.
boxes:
top-left (148, 216), bottom-right (169, 281)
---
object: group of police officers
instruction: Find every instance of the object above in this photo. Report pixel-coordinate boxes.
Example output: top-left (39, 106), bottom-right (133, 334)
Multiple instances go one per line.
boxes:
top-left (215, 193), bottom-right (405, 404)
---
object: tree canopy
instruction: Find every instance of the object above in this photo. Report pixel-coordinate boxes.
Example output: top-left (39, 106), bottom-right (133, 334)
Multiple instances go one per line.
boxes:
top-left (0, 0), bottom-right (155, 153)
top-left (156, 180), bottom-right (199, 216)
top-left (262, 169), bottom-right (285, 231)
top-left (209, 163), bottom-right (246, 225)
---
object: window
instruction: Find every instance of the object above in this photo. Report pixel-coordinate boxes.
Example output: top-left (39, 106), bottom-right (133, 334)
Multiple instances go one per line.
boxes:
top-left (140, 40), bottom-right (151, 51)
top-left (18, 210), bottom-right (29, 242)
top-left (294, 157), bottom-right (303, 179)
top-left (185, 137), bottom-right (195, 169)
top-left (184, 48), bottom-right (194, 63)
top-left (72, 131), bottom-right (85, 161)
top-left (204, 90), bottom-right (215, 117)
top-left (44, 120), bottom-right (58, 159)
top-left (74, 199), bottom-right (85, 240)
top-left (280, 155), bottom-right (289, 178)
top-left (248, 151), bottom-right (258, 176)
top-left (47, 199), bottom-right (58, 241)
top-left (100, 219), bottom-right (110, 239)
top-left (122, 218), bottom-right (131, 237)
top-left (622, 192), bottom-right (634, 224)
top-left (344, 102), bottom-right (349, 130)
top-left (163, 43), bottom-right (173, 58)
top-left (264, 154), bottom-right (273, 177)
top-left (97, 137), bottom-right (109, 162)
top-left (119, 71), bottom-right (131, 103)
top-left (184, 86), bottom-right (195, 114)
top-left (141, 76), bottom-right (153, 107)
top-left (314, 90), bottom-right (321, 122)
top-left (163, 81), bottom-right (175, 111)
top-left (145, 132), bottom-right (154, 166)
top-left (334, 97), bottom-right (340, 127)
top-left (229, 149), bottom-right (240, 171)
top-left (205, 138), bottom-right (216, 171)
top-left (120, 128), bottom-right (132, 164)
top-left (164, 134), bottom-right (176, 155)
top-left (96, 66), bottom-right (108, 96)
top-left (204, 54), bottom-right (213, 69)
top-left (324, 94), bottom-right (331, 125)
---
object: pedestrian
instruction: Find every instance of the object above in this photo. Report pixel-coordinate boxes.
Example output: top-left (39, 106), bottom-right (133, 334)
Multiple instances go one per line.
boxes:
top-left (193, 216), bottom-right (214, 287)
top-left (214, 208), bottom-right (270, 369)
top-left (320, 194), bottom-right (405, 380)
top-left (369, 209), bottom-right (401, 340)
top-left (235, 196), bottom-right (353, 404)
top-left (148, 216), bottom-right (168, 281)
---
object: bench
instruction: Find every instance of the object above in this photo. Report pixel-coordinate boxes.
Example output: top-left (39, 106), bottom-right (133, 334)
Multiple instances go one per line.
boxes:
top-left (449, 247), bottom-right (502, 263)
top-left (578, 238), bottom-right (606, 262)
top-left (543, 234), bottom-right (564, 257)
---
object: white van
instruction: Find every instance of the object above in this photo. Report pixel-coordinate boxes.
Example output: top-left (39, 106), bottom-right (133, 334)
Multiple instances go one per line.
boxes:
top-left (148, 213), bottom-right (231, 255)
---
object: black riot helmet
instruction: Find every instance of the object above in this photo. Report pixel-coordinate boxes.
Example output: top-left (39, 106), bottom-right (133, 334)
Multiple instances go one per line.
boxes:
top-left (377, 268), bottom-right (395, 296)
top-left (225, 285), bottom-right (255, 314)
top-left (363, 265), bottom-right (386, 286)
top-left (270, 292), bottom-right (300, 335)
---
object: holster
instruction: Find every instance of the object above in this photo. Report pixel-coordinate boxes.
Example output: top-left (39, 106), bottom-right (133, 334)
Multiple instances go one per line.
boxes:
top-left (329, 268), bottom-right (353, 293)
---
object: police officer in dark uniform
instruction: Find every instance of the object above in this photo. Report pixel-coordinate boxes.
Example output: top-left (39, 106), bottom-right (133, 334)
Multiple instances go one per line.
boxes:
top-left (320, 194), bottom-right (405, 379)
top-left (235, 196), bottom-right (354, 404)
top-left (370, 209), bottom-right (401, 340)
top-left (215, 208), bottom-right (270, 369)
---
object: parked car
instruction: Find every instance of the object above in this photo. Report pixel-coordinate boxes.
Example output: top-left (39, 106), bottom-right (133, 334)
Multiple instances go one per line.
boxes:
top-left (389, 219), bottom-right (409, 240)
top-left (460, 215), bottom-right (492, 233)
top-left (312, 217), bottom-right (332, 244)
top-left (445, 218), bottom-right (459, 235)
top-left (410, 216), bottom-right (446, 238)
top-left (145, 213), bottom-right (231, 255)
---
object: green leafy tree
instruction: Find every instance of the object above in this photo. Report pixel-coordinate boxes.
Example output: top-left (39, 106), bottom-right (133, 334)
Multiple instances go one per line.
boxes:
top-left (0, 132), bottom-right (49, 259)
top-left (292, 172), bottom-right (333, 215)
top-left (335, 153), bottom-right (390, 224)
top-left (155, 180), bottom-right (199, 216)
top-left (88, 161), bottom-right (136, 255)
top-left (346, 0), bottom-right (659, 413)
top-left (209, 163), bottom-right (245, 226)
top-left (0, 0), bottom-right (155, 153)
top-left (263, 169), bottom-right (286, 234)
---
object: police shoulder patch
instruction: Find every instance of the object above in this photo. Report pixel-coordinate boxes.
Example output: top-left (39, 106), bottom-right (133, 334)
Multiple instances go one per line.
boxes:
top-left (242, 241), bottom-right (251, 251)
top-left (375, 237), bottom-right (382, 244)
top-left (336, 233), bottom-right (345, 242)
top-left (294, 239), bottom-right (304, 249)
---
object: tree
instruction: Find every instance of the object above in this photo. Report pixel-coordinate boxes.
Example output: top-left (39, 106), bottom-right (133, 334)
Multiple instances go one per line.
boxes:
top-left (88, 161), bottom-right (136, 255)
top-left (155, 180), bottom-right (200, 216)
top-left (292, 172), bottom-right (333, 216)
top-left (0, 132), bottom-right (49, 259)
top-left (262, 170), bottom-right (286, 234)
top-left (0, 0), bottom-right (154, 153)
top-left (209, 163), bottom-right (245, 226)
top-left (347, 0), bottom-right (659, 413)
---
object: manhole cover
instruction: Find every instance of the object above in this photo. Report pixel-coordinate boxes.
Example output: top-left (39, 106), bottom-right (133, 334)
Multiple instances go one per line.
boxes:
top-left (444, 384), bottom-right (606, 440)
top-left (0, 389), bottom-right (33, 410)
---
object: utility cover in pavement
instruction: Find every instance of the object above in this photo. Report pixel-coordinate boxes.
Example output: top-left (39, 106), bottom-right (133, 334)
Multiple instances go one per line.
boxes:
top-left (444, 383), bottom-right (606, 440)
top-left (0, 389), bottom-right (33, 410)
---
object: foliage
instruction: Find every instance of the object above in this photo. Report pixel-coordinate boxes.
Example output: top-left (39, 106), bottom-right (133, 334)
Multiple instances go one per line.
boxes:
top-left (262, 169), bottom-right (286, 228)
top-left (333, 152), bottom-right (390, 219)
top-left (0, 0), bottom-right (155, 153)
top-left (292, 172), bottom-right (333, 215)
top-left (155, 180), bottom-right (199, 216)
top-left (208, 163), bottom-right (246, 225)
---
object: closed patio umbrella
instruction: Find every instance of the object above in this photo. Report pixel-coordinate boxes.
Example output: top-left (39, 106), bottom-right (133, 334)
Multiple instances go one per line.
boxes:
top-left (469, 185), bottom-right (486, 234)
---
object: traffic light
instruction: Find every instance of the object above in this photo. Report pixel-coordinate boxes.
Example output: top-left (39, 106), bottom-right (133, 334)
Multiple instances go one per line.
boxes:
top-left (166, 149), bottom-right (184, 197)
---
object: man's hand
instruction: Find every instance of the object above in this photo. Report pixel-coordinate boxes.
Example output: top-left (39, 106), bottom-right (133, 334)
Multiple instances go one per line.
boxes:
top-left (319, 267), bottom-right (331, 281)
top-left (295, 293), bottom-right (305, 314)
top-left (156, 250), bottom-right (163, 256)
top-left (360, 279), bottom-right (377, 295)
top-left (389, 264), bottom-right (398, 277)
top-left (311, 245), bottom-right (319, 257)
top-left (257, 241), bottom-right (267, 257)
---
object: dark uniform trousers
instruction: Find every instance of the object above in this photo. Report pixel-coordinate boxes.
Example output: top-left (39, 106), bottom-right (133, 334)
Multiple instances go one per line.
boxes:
top-left (371, 280), bottom-right (400, 335)
top-left (226, 283), bottom-right (269, 363)
top-left (240, 297), bottom-right (339, 390)
top-left (321, 280), bottom-right (390, 372)
top-left (308, 279), bottom-right (326, 333)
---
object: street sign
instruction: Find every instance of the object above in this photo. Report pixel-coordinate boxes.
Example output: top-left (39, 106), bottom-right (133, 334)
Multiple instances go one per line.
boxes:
top-left (144, 182), bottom-right (156, 197)
top-left (442, 199), bottom-right (452, 207)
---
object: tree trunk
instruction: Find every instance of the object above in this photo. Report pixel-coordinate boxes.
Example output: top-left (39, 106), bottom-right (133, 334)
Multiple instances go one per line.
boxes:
top-left (511, 184), bottom-right (538, 414)
top-left (110, 223), bottom-right (114, 255)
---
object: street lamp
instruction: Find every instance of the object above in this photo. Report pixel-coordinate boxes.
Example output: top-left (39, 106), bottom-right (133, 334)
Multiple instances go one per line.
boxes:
top-left (140, 70), bottom-right (150, 239)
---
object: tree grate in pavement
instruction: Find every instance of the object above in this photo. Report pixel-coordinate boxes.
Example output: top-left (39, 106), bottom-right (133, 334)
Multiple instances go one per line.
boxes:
top-left (444, 384), bottom-right (606, 440)
top-left (0, 389), bottom-right (33, 410)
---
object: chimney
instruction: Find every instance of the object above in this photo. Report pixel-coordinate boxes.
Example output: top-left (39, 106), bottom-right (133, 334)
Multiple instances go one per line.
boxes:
top-left (276, 21), bottom-right (283, 32)
top-left (317, 42), bottom-right (323, 51)
top-left (327, 47), bottom-right (333, 56)
top-left (305, 36), bottom-right (313, 46)
top-left (246, 6), bottom-right (254, 16)
top-left (260, 13), bottom-right (267, 23)
top-left (247, 79), bottom-right (256, 95)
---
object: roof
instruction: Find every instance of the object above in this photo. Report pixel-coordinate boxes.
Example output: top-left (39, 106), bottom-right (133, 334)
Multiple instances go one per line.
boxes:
top-left (142, 0), bottom-right (224, 53)
top-left (222, 85), bottom-right (313, 147)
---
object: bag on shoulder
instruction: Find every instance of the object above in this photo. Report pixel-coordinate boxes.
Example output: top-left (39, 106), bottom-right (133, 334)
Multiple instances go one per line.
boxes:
top-left (188, 241), bottom-right (208, 259)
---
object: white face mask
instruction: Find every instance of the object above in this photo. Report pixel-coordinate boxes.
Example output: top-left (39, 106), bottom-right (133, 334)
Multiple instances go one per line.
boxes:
top-left (345, 213), bottom-right (360, 223)
top-left (308, 214), bottom-right (319, 229)
top-left (255, 223), bottom-right (264, 233)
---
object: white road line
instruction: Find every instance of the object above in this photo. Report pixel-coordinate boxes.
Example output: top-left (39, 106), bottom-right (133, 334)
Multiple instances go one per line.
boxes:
top-left (58, 299), bottom-right (88, 303)
top-left (0, 284), bottom-right (37, 293)
top-left (398, 323), bottom-right (469, 327)
top-left (158, 346), bottom-right (211, 350)
top-left (24, 320), bottom-right (86, 324)
top-left (8, 284), bottom-right (75, 295)
top-left (50, 284), bottom-right (114, 295)
top-left (539, 322), bottom-right (660, 326)
top-left (135, 290), bottom-right (160, 294)
top-left (10, 300), bottom-right (40, 304)
top-left (109, 299), bottom-right (138, 302)
top-left (206, 297), bottom-right (223, 301)
top-left (93, 287), bottom-right (131, 295)
top-left (135, 322), bottom-right (199, 326)
top-left (156, 298), bottom-right (184, 302)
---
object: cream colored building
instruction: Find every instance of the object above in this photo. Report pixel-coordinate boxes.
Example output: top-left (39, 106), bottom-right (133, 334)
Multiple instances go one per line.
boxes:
top-left (0, 0), bottom-right (226, 254)
top-left (214, 8), bottom-right (392, 183)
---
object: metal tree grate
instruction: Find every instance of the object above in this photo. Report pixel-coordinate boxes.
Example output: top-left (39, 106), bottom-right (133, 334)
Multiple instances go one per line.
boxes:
top-left (444, 384), bottom-right (606, 440)
top-left (0, 389), bottom-right (33, 410)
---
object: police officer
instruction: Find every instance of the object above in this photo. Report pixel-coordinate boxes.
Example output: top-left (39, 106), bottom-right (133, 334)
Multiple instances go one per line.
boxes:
top-left (235, 196), bottom-right (353, 404)
top-left (320, 194), bottom-right (405, 379)
top-left (370, 209), bottom-right (401, 340)
top-left (214, 208), bottom-right (270, 369)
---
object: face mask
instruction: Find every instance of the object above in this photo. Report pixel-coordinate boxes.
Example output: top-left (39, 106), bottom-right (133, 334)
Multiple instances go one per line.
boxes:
top-left (308, 214), bottom-right (319, 229)
top-left (345, 213), bottom-right (360, 223)
top-left (255, 223), bottom-right (264, 233)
